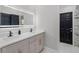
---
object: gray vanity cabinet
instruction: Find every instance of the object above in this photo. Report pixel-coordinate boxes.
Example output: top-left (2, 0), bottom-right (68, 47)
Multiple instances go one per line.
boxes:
top-left (0, 32), bottom-right (45, 53)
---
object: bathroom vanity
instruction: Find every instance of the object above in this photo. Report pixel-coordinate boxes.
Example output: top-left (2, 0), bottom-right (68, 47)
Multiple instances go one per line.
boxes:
top-left (0, 5), bottom-right (45, 53)
top-left (0, 30), bottom-right (45, 53)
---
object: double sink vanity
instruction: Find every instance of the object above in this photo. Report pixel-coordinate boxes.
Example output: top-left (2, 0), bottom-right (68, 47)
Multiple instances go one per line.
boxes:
top-left (0, 29), bottom-right (45, 53)
top-left (0, 5), bottom-right (45, 53)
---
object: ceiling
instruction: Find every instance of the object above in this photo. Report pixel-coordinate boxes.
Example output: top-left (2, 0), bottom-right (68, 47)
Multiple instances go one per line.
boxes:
top-left (9, 5), bottom-right (38, 14)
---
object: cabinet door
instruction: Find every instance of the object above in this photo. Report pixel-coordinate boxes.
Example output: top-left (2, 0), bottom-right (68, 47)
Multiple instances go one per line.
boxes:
top-left (2, 39), bottom-right (29, 53)
top-left (16, 39), bottom-right (29, 53)
top-left (36, 34), bottom-right (45, 52)
top-left (29, 36), bottom-right (38, 53)
top-left (29, 33), bottom-right (45, 53)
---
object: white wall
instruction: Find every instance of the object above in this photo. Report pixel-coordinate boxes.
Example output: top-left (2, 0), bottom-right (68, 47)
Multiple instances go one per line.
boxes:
top-left (23, 13), bottom-right (33, 25)
top-left (9, 5), bottom-right (37, 14)
top-left (37, 6), bottom-right (59, 49)
top-left (59, 5), bottom-right (76, 13)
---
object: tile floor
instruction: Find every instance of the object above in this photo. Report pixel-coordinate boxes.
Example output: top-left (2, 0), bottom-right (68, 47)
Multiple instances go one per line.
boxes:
top-left (42, 43), bottom-right (79, 53)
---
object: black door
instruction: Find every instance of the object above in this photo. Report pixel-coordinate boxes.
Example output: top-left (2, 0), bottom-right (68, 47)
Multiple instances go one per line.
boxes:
top-left (60, 12), bottom-right (73, 45)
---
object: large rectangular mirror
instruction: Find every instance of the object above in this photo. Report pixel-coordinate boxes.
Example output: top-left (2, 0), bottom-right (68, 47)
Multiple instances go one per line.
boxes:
top-left (0, 5), bottom-right (35, 27)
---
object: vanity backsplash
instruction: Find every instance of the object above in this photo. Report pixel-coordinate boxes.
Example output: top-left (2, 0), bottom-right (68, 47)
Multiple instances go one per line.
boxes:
top-left (0, 25), bottom-right (35, 38)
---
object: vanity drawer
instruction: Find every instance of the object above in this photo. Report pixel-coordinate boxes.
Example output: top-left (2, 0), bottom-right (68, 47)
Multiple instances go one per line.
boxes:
top-left (2, 39), bottom-right (29, 53)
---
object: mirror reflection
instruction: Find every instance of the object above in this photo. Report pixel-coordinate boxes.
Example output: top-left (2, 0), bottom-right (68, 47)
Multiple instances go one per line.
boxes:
top-left (0, 5), bottom-right (34, 27)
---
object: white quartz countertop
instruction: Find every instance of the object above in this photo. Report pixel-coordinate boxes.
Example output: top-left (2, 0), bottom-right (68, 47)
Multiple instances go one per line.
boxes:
top-left (0, 30), bottom-right (45, 49)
